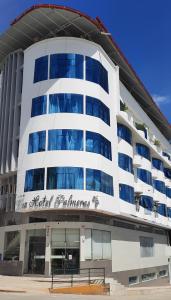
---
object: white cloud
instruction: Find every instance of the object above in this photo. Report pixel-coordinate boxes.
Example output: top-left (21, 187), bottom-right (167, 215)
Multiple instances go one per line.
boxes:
top-left (152, 94), bottom-right (169, 105)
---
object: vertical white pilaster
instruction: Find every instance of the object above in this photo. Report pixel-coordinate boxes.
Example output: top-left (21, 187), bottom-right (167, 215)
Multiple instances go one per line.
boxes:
top-left (45, 226), bottom-right (51, 276)
top-left (80, 226), bottom-right (85, 262)
top-left (0, 229), bottom-right (5, 259)
top-left (19, 229), bottom-right (26, 261)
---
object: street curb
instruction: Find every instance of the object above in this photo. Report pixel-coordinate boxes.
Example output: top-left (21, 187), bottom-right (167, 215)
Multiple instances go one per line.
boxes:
top-left (0, 289), bottom-right (26, 293)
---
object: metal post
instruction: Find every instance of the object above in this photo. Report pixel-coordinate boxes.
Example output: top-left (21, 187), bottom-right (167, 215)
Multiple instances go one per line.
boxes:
top-left (103, 268), bottom-right (106, 285)
top-left (71, 272), bottom-right (73, 287)
top-left (51, 270), bottom-right (53, 289)
top-left (168, 258), bottom-right (171, 285)
top-left (88, 268), bottom-right (91, 285)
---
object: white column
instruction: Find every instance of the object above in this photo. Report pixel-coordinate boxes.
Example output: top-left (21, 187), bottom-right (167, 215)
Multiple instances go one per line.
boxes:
top-left (0, 229), bottom-right (5, 260)
top-left (45, 226), bottom-right (51, 276)
top-left (19, 229), bottom-right (26, 261)
top-left (19, 228), bottom-right (26, 274)
top-left (80, 226), bottom-right (85, 262)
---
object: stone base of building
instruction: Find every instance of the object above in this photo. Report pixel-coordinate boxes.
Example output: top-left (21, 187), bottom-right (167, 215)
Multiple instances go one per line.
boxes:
top-left (0, 261), bottom-right (23, 276)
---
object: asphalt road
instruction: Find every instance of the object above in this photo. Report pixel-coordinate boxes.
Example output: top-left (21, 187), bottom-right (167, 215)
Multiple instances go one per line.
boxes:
top-left (2, 292), bottom-right (171, 300)
top-left (0, 294), bottom-right (111, 300)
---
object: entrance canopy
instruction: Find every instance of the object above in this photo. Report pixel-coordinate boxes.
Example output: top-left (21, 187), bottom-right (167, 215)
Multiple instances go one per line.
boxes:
top-left (0, 4), bottom-right (170, 140)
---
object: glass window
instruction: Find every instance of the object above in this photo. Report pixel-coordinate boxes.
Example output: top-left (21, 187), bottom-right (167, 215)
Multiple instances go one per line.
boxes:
top-left (153, 180), bottom-right (165, 194)
top-left (86, 56), bottom-right (109, 93)
top-left (144, 128), bottom-right (148, 139)
top-left (49, 93), bottom-right (83, 114)
top-left (34, 56), bottom-right (48, 83)
top-left (140, 236), bottom-right (154, 257)
top-left (118, 153), bottom-right (133, 174)
top-left (119, 184), bottom-right (134, 204)
top-left (164, 168), bottom-right (171, 179)
top-left (86, 168), bottom-right (113, 196)
top-left (50, 53), bottom-right (83, 79)
top-left (158, 270), bottom-right (167, 277)
top-left (167, 207), bottom-right (171, 218)
top-left (28, 131), bottom-right (46, 153)
top-left (117, 123), bottom-right (132, 145)
top-left (140, 196), bottom-right (153, 211)
top-left (152, 158), bottom-right (164, 171)
top-left (47, 167), bottom-right (83, 190)
top-left (166, 187), bottom-right (171, 198)
top-left (86, 131), bottom-right (112, 160)
top-left (86, 96), bottom-right (110, 125)
top-left (141, 273), bottom-right (156, 281)
top-left (129, 276), bottom-right (138, 285)
top-left (4, 231), bottom-right (20, 261)
top-left (163, 152), bottom-right (171, 161)
top-left (24, 168), bottom-right (45, 192)
top-left (48, 129), bottom-right (83, 151)
top-left (157, 203), bottom-right (167, 216)
top-left (137, 168), bottom-right (152, 185)
top-left (51, 228), bottom-right (80, 249)
top-left (85, 229), bottom-right (111, 260)
top-left (136, 143), bottom-right (150, 161)
top-left (31, 95), bottom-right (47, 117)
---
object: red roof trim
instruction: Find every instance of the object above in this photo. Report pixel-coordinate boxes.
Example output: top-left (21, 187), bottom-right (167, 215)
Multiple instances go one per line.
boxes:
top-left (11, 4), bottom-right (100, 28)
top-left (10, 3), bottom-right (170, 129)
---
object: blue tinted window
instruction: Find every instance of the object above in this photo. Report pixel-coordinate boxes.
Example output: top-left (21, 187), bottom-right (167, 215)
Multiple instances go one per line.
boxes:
top-left (137, 168), bottom-right (152, 185)
top-left (164, 168), bottom-right (171, 179)
top-left (50, 53), bottom-right (83, 79)
top-left (157, 203), bottom-right (167, 216)
top-left (49, 93), bottom-right (83, 114)
top-left (144, 128), bottom-right (148, 139)
top-left (117, 123), bottom-right (132, 145)
top-left (48, 129), bottom-right (83, 151)
top-left (86, 131), bottom-right (112, 160)
top-left (34, 56), bottom-right (48, 83)
top-left (31, 95), bottom-right (47, 117)
top-left (153, 180), bottom-right (165, 194)
top-left (86, 57), bottom-right (109, 93)
top-left (86, 168), bottom-right (113, 196)
top-left (47, 167), bottom-right (83, 190)
top-left (119, 184), bottom-right (134, 204)
top-left (168, 207), bottom-right (171, 218)
top-left (136, 143), bottom-right (150, 161)
top-left (152, 158), bottom-right (164, 171)
top-left (86, 96), bottom-right (110, 125)
top-left (118, 153), bottom-right (133, 174)
top-left (163, 152), bottom-right (171, 161)
top-left (28, 131), bottom-right (46, 153)
top-left (24, 168), bottom-right (45, 192)
top-left (140, 196), bottom-right (153, 211)
top-left (166, 187), bottom-right (171, 198)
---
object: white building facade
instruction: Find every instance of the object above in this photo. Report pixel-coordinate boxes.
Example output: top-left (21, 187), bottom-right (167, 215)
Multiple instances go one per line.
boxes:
top-left (0, 5), bottom-right (171, 285)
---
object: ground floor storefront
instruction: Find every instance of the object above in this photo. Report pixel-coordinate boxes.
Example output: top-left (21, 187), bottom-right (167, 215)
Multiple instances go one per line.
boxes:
top-left (0, 216), bottom-right (170, 285)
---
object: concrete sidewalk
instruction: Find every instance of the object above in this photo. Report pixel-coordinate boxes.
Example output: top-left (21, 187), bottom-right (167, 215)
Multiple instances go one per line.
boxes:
top-left (0, 275), bottom-right (171, 296)
top-left (0, 275), bottom-right (51, 294)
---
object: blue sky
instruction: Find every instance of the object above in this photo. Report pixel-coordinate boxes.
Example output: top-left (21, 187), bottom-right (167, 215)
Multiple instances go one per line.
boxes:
top-left (0, 0), bottom-right (170, 123)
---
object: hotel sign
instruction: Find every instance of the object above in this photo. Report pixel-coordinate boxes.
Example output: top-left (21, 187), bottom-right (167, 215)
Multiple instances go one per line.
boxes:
top-left (16, 194), bottom-right (99, 211)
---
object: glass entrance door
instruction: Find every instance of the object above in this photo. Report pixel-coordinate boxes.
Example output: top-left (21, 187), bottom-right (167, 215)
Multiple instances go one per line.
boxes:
top-left (51, 248), bottom-right (80, 274)
top-left (26, 229), bottom-right (46, 275)
top-left (51, 229), bottom-right (80, 275)
top-left (28, 236), bottom-right (46, 274)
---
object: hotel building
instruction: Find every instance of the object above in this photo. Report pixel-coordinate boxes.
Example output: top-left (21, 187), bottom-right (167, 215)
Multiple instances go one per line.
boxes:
top-left (0, 4), bottom-right (171, 285)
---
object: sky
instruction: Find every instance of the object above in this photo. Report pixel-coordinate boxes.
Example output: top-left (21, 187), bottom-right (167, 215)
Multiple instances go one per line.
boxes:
top-left (0, 0), bottom-right (170, 123)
